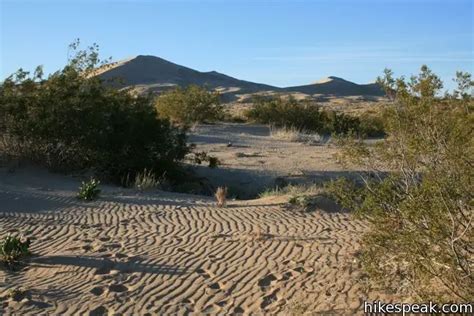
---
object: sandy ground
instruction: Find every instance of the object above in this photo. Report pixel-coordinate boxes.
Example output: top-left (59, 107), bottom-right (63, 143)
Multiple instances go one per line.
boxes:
top-left (0, 125), bottom-right (395, 315)
top-left (188, 123), bottom-right (363, 198)
top-left (0, 168), bottom-right (395, 315)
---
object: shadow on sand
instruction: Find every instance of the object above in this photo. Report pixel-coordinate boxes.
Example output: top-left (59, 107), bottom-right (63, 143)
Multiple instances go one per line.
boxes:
top-left (31, 255), bottom-right (188, 276)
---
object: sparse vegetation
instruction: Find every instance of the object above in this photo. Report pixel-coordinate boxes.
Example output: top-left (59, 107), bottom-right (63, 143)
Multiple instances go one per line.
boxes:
top-left (7, 288), bottom-right (28, 301)
top-left (259, 183), bottom-right (322, 198)
top-left (0, 234), bottom-right (31, 268)
top-left (215, 186), bottom-right (228, 207)
top-left (77, 178), bottom-right (101, 201)
top-left (270, 125), bottom-right (322, 143)
top-left (133, 169), bottom-right (164, 191)
top-left (189, 151), bottom-right (221, 168)
top-left (327, 66), bottom-right (474, 301)
top-left (155, 85), bottom-right (223, 126)
top-left (246, 95), bottom-right (385, 137)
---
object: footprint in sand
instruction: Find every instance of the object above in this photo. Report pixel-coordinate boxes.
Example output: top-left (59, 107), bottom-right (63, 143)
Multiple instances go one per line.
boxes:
top-left (108, 284), bottom-right (128, 293)
top-left (177, 248), bottom-right (193, 255)
top-left (95, 261), bottom-right (115, 275)
top-left (208, 254), bottom-right (223, 262)
top-left (89, 306), bottom-right (108, 316)
top-left (261, 289), bottom-right (280, 309)
top-left (208, 282), bottom-right (222, 291)
top-left (90, 287), bottom-right (104, 296)
top-left (195, 268), bottom-right (211, 279)
top-left (281, 271), bottom-right (294, 281)
top-left (216, 300), bottom-right (227, 307)
top-left (257, 273), bottom-right (278, 289)
top-left (82, 245), bottom-right (93, 251)
top-left (113, 253), bottom-right (128, 259)
top-left (233, 307), bottom-right (245, 314)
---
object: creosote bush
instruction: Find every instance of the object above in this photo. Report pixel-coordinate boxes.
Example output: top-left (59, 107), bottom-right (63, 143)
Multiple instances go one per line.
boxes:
top-left (246, 96), bottom-right (385, 137)
top-left (0, 40), bottom-right (188, 183)
top-left (155, 85), bottom-right (223, 126)
top-left (327, 66), bottom-right (473, 301)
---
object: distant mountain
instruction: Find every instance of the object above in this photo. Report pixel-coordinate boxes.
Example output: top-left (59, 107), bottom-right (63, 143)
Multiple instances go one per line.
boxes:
top-left (96, 55), bottom-right (384, 101)
top-left (98, 55), bottom-right (276, 93)
top-left (284, 76), bottom-right (384, 97)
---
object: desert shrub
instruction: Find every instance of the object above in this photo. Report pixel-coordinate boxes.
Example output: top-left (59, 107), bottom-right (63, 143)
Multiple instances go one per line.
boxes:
top-left (357, 112), bottom-right (386, 137)
top-left (246, 96), bottom-right (326, 132)
top-left (269, 125), bottom-right (322, 143)
top-left (130, 168), bottom-right (165, 191)
top-left (323, 111), bottom-right (361, 135)
top-left (189, 151), bottom-right (221, 168)
top-left (0, 41), bottom-right (189, 183)
top-left (246, 95), bottom-right (385, 136)
top-left (77, 178), bottom-right (101, 201)
top-left (208, 156), bottom-right (220, 168)
top-left (0, 234), bottom-right (31, 267)
top-left (327, 66), bottom-right (474, 300)
top-left (155, 85), bottom-right (223, 126)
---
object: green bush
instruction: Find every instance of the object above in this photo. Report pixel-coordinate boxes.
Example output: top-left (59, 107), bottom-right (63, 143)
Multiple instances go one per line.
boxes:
top-left (77, 178), bottom-right (101, 201)
top-left (246, 95), bottom-right (385, 136)
top-left (246, 96), bottom-right (326, 132)
top-left (0, 234), bottom-right (31, 267)
top-left (0, 41), bottom-right (189, 183)
top-left (155, 85), bottom-right (223, 126)
top-left (327, 66), bottom-right (474, 301)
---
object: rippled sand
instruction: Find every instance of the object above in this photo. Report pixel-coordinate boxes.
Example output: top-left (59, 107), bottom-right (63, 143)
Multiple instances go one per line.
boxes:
top-left (0, 168), bottom-right (396, 315)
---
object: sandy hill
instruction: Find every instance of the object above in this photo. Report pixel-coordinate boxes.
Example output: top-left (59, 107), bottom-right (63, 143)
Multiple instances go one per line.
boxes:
top-left (98, 55), bottom-right (276, 96)
top-left (285, 76), bottom-right (384, 97)
top-left (96, 56), bottom-right (384, 101)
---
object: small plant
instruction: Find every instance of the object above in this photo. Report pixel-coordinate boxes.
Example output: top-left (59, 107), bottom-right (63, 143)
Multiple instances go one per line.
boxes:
top-left (0, 234), bottom-right (31, 267)
top-left (215, 186), bottom-right (227, 207)
top-left (7, 287), bottom-right (28, 301)
top-left (191, 151), bottom-right (221, 168)
top-left (270, 125), bottom-right (321, 144)
top-left (288, 195), bottom-right (311, 208)
top-left (208, 156), bottom-right (220, 168)
top-left (133, 169), bottom-right (164, 191)
top-left (77, 178), bottom-right (101, 201)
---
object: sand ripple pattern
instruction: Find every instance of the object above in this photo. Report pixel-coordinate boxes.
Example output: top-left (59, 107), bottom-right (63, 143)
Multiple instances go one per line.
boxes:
top-left (0, 184), bottom-right (390, 315)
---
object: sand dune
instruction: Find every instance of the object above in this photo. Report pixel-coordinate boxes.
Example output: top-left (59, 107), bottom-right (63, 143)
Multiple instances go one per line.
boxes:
top-left (0, 168), bottom-right (396, 315)
top-left (96, 55), bottom-right (384, 101)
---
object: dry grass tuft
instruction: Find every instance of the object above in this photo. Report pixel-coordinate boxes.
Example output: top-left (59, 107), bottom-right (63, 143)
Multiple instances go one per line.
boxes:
top-left (215, 186), bottom-right (227, 207)
top-left (269, 126), bottom-right (321, 144)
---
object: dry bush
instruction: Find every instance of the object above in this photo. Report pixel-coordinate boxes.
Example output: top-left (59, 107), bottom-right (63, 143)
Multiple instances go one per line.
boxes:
top-left (327, 66), bottom-right (474, 301)
top-left (133, 168), bottom-right (164, 191)
top-left (269, 125), bottom-right (321, 144)
top-left (215, 186), bottom-right (227, 207)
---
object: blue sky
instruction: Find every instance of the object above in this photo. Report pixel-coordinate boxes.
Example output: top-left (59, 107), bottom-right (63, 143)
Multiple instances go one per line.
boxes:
top-left (1, 0), bottom-right (473, 90)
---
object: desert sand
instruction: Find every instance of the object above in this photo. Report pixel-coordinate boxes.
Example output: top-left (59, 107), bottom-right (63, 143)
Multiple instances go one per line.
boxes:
top-left (0, 125), bottom-right (395, 315)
